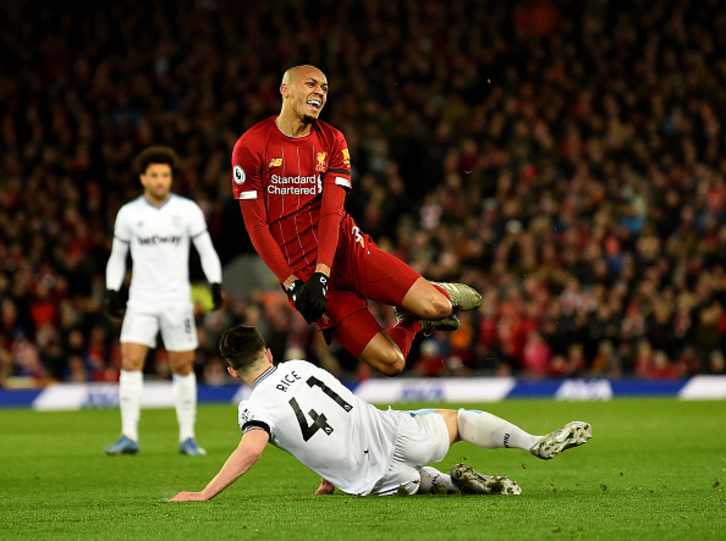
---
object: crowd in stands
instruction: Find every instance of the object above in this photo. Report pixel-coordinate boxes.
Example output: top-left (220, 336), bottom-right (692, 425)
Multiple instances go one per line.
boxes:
top-left (2, 0), bottom-right (726, 386)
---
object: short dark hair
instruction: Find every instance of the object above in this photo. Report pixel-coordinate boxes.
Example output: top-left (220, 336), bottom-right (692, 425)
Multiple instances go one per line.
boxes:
top-left (135, 146), bottom-right (179, 176)
top-left (219, 325), bottom-right (267, 371)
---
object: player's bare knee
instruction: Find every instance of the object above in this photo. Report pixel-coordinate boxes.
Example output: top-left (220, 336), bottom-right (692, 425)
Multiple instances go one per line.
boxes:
top-left (169, 360), bottom-right (194, 376)
top-left (171, 364), bottom-right (193, 376)
top-left (120, 356), bottom-right (144, 372)
top-left (378, 349), bottom-right (405, 376)
top-left (379, 361), bottom-right (404, 377)
top-left (419, 295), bottom-right (452, 320)
top-left (168, 351), bottom-right (195, 375)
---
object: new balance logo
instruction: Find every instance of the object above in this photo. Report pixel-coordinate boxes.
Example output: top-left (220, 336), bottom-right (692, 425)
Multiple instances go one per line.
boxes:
top-left (269, 158), bottom-right (283, 167)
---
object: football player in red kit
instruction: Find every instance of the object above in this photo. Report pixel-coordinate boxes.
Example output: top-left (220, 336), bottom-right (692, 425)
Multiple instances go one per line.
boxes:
top-left (231, 65), bottom-right (482, 376)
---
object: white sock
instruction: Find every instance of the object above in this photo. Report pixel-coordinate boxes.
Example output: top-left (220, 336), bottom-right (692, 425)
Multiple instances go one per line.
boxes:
top-left (457, 408), bottom-right (540, 451)
top-left (418, 466), bottom-right (460, 494)
top-left (119, 370), bottom-right (143, 442)
top-left (173, 372), bottom-right (197, 442)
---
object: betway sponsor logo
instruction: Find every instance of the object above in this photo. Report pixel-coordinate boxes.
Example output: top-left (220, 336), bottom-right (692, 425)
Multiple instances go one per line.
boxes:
top-left (271, 174), bottom-right (316, 184)
top-left (136, 235), bottom-right (182, 245)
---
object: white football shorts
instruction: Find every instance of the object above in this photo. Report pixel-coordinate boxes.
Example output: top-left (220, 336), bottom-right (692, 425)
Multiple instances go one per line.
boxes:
top-left (120, 304), bottom-right (198, 351)
top-left (371, 409), bottom-right (451, 496)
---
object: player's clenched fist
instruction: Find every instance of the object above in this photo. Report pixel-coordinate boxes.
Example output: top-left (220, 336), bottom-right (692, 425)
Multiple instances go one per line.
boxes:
top-left (105, 289), bottom-right (125, 318)
top-left (211, 283), bottom-right (223, 310)
top-left (295, 272), bottom-right (329, 324)
top-left (286, 279), bottom-right (305, 303)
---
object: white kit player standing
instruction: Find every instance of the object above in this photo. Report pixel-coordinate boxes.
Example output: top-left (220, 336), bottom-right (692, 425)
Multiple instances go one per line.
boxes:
top-left (104, 146), bottom-right (223, 457)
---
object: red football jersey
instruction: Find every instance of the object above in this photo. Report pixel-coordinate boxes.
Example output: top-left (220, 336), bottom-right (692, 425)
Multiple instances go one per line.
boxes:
top-left (232, 116), bottom-right (352, 282)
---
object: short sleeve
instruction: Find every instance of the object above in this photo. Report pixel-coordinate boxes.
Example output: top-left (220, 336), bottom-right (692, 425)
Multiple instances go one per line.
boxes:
top-left (231, 135), bottom-right (262, 202)
top-left (187, 200), bottom-right (209, 238)
top-left (238, 400), bottom-right (275, 436)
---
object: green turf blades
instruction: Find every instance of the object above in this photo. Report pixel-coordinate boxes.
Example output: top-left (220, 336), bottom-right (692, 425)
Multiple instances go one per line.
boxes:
top-left (1, 399), bottom-right (724, 540)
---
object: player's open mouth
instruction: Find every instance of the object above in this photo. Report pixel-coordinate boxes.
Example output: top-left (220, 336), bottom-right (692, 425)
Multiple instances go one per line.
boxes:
top-left (307, 99), bottom-right (322, 110)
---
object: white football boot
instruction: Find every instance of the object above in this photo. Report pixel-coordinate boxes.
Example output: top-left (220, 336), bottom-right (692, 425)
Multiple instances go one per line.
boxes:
top-left (530, 421), bottom-right (592, 460)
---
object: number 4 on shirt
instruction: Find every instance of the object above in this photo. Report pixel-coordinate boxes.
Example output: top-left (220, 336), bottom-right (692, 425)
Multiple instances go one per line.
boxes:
top-left (288, 376), bottom-right (353, 442)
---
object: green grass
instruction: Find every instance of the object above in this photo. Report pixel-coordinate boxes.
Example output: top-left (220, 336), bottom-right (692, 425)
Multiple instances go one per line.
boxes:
top-left (1, 399), bottom-right (725, 540)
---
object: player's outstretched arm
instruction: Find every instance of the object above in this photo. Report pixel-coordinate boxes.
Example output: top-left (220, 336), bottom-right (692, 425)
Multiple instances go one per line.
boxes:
top-left (169, 429), bottom-right (269, 502)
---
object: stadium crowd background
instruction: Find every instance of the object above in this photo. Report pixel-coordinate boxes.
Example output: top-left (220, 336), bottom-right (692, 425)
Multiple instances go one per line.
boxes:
top-left (2, 0), bottom-right (726, 386)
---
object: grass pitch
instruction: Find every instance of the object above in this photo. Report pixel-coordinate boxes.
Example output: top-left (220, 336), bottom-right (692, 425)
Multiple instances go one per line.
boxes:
top-left (1, 398), bottom-right (724, 540)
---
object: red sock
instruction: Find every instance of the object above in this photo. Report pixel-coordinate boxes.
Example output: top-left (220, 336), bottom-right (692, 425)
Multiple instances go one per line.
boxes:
top-left (388, 320), bottom-right (421, 361)
top-left (432, 283), bottom-right (452, 303)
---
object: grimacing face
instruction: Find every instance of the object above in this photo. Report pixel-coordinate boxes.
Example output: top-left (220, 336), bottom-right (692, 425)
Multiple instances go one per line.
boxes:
top-left (286, 68), bottom-right (328, 123)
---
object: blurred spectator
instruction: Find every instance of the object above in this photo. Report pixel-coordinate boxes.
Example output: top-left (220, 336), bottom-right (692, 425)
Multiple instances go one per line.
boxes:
top-left (590, 339), bottom-right (621, 378)
top-left (203, 358), bottom-right (231, 386)
top-left (3, 0), bottom-right (726, 384)
top-left (411, 339), bottom-right (446, 377)
top-left (708, 351), bottom-right (726, 375)
top-left (693, 301), bottom-right (723, 370)
top-left (446, 311), bottom-right (477, 368)
top-left (648, 350), bottom-right (680, 380)
top-left (520, 330), bottom-right (552, 378)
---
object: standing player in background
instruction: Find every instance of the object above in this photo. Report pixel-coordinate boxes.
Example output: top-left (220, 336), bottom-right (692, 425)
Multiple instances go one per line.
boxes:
top-left (169, 325), bottom-right (592, 500)
top-left (231, 65), bottom-right (482, 377)
top-left (104, 146), bottom-right (223, 456)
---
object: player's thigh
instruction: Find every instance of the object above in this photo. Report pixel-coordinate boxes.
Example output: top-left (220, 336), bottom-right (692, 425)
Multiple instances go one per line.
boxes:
top-left (434, 409), bottom-right (460, 446)
top-left (371, 411), bottom-right (451, 496)
top-left (120, 309), bottom-right (160, 349)
top-left (364, 244), bottom-right (421, 306)
top-left (159, 304), bottom-right (198, 352)
top-left (327, 293), bottom-right (382, 357)
top-left (371, 460), bottom-right (421, 496)
top-left (397, 410), bottom-right (451, 466)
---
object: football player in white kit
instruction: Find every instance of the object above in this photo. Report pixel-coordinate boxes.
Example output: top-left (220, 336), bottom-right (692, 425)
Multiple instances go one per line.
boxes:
top-left (104, 146), bottom-right (223, 457)
top-left (170, 325), bottom-right (592, 500)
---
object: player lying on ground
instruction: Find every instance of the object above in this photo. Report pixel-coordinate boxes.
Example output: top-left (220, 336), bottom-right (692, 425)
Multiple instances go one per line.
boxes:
top-left (169, 325), bottom-right (592, 500)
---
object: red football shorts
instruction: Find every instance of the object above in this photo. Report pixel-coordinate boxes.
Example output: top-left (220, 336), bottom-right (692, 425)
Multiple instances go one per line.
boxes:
top-left (318, 227), bottom-right (421, 357)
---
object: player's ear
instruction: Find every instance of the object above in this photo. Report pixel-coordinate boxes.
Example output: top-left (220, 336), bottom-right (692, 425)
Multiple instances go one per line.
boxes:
top-left (280, 83), bottom-right (289, 99)
top-left (227, 366), bottom-right (240, 379)
top-left (265, 348), bottom-right (274, 363)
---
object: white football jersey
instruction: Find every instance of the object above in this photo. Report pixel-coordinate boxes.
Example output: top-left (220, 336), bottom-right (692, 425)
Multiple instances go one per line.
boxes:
top-left (113, 195), bottom-right (208, 308)
top-left (238, 360), bottom-right (402, 496)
